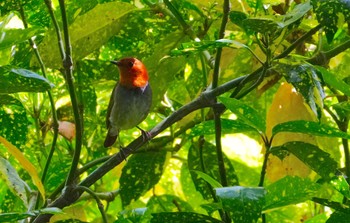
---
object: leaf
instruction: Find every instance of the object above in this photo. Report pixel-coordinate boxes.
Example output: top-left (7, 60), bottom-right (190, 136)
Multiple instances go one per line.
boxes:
top-left (219, 97), bottom-right (266, 133)
top-left (170, 39), bottom-right (249, 56)
top-left (150, 212), bottom-right (223, 223)
top-left (32, 2), bottom-right (136, 68)
top-left (316, 66), bottom-right (350, 97)
top-left (191, 170), bottom-right (223, 188)
top-left (188, 141), bottom-right (239, 199)
top-left (0, 157), bottom-right (29, 207)
top-left (270, 141), bottom-right (338, 180)
top-left (190, 119), bottom-right (257, 137)
top-left (0, 67), bottom-right (54, 93)
top-left (264, 176), bottom-right (320, 210)
top-left (0, 136), bottom-right (45, 200)
top-left (119, 150), bottom-right (168, 207)
top-left (0, 95), bottom-right (29, 147)
top-left (242, 17), bottom-right (281, 36)
top-left (147, 194), bottom-right (193, 213)
top-left (329, 175), bottom-right (350, 198)
top-left (144, 32), bottom-right (187, 108)
top-left (311, 0), bottom-right (350, 43)
top-left (326, 211), bottom-right (350, 223)
top-left (0, 212), bottom-right (35, 222)
top-left (276, 63), bottom-right (325, 119)
top-left (215, 186), bottom-right (265, 223)
top-left (276, 1), bottom-right (312, 28)
top-left (0, 28), bottom-right (43, 49)
top-left (272, 120), bottom-right (350, 139)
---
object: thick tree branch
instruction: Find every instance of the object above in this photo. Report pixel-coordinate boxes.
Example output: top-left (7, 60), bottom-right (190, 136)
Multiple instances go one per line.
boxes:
top-left (32, 73), bottom-right (246, 223)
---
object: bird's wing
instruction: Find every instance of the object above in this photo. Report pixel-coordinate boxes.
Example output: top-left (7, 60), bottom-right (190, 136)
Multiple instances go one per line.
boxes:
top-left (106, 84), bottom-right (117, 128)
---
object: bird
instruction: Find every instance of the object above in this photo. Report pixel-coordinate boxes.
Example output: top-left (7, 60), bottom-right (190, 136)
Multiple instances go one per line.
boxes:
top-left (104, 57), bottom-right (152, 147)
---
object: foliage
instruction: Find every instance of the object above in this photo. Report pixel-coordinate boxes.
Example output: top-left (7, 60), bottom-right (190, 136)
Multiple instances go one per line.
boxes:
top-left (1, 0), bottom-right (350, 222)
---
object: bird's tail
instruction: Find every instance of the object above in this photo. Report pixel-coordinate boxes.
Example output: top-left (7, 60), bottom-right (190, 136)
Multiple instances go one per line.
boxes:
top-left (104, 130), bottom-right (118, 147)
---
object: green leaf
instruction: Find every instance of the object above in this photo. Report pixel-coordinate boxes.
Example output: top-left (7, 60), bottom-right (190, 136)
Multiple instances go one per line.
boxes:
top-left (119, 151), bottom-right (168, 207)
top-left (0, 157), bottom-right (30, 207)
top-left (326, 211), bottom-right (350, 222)
top-left (0, 28), bottom-right (43, 50)
top-left (190, 119), bottom-right (257, 137)
top-left (272, 120), bottom-right (350, 139)
top-left (144, 32), bottom-right (187, 108)
top-left (170, 39), bottom-right (249, 56)
top-left (242, 17), bottom-right (281, 37)
top-left (270, 141), bottom-right (338, 180)
top-left (0, 212), bottom-right (35, 222)
top-left (147, 194), bottom-right (193, 213)
top-left (316, 66), bottom-right (350, 96)
top-left (150, 212), bottom-right (223, 223)
top-left (311, 0), bottom-right (350, 43)
top-left (0, 96), bottom-right (29, 147)
top-left (32, 2), bottom-right (136, 68)
top-left (191, 170), bottom-right (222, 188)
top-left (264, 176), bottom-right (320, 210)
top-left (215, 186), bottom-right (265, 223)
top-left (276, 2), bottom-right (312, 28)
top-left (304, 213), bottom-right (328, 223)
top-left (188, 141), bottom-right (239, 199)
top-left (331, 102), bottom-right (350, 120)
top-left (329, 175), bottom-right (350, 198)
top-left (0, 67), bottom-right (54, 93)
top-left (276, 63), bottom-right (324, 119)
top-left (219, 97), bottom-right (266, 133)
top-left (229, 11), bottom-right (248, 28)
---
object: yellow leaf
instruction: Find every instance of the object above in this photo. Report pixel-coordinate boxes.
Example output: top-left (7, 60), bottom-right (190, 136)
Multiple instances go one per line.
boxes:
top-left (0, 136), bottom-right (45, 200)
top-left (50, 203), bottom-right (87, 223)
top-left (265, 82), bottom-right (317, 182)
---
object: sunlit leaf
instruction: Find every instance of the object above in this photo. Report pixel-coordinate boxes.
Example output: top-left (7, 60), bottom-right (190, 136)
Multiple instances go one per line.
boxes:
top-left (0, 137), bottom-right (45, 200)
top-left (272, 120), bottom-right (350, 139)
top-left (329, 175), bottom-right (350, 198)
top-left (215, 186), bottom-right (265, 223)
top-left (120, 151), bottom-right (168, 207)
top-left (170, 39), bottom-right (249, 56)
top-left (0, 96), bottom-right (29, 147)
top-left (0, 28), bottom-right (43, 50)
top-left (311, 0), bottom-right (350, 43)
top-left (0, 67), bottom-right (54, 93)
top-left (191, 170), bottom-right (222, 188)
top-left (0, 157), bottom-right (29, 207)
top-left (188, 141), bottom-right (239, 199)
top-left (0, 212), bottom-right (35, 222)
top-left (219, 97), bottom-right (266, 133)
top-left (146, 194), bottom-right (193, 213)
top-left (316, 66), bottom-right (350, 96)
top-left (32, 1), bottom-right (136, 68)
top-left (275, 63), bottom-right (325, 119)
top-left (190, 119), bottom-right (257, 137)
top-left (264, 176), bottom-right (320, 210)
top-left (151, 212), bottom-right (223, 223)
top-left (270, 141), bottom-right (338, 180)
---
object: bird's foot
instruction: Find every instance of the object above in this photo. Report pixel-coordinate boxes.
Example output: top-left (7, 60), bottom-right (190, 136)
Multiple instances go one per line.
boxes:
top-left (136, 126), bottom-right (152, 142)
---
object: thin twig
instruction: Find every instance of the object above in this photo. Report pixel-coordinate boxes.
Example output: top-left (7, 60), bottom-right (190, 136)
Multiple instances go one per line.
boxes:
top-left (18, 0), bottom-right (59, 208)
top-left (74, 186), bottom-right (108, 223)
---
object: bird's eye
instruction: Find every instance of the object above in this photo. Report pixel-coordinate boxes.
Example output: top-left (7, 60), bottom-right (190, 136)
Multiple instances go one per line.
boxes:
top-left (127, 61), bottom-right (134, 68)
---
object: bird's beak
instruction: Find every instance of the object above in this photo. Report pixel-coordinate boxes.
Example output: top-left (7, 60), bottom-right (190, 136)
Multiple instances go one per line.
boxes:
top-left (110, 60), bottom-right (120, 66)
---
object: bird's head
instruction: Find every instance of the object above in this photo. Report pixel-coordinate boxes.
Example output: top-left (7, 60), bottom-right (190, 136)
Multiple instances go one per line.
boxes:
top-left (111, 58), bottom-right (149, 88)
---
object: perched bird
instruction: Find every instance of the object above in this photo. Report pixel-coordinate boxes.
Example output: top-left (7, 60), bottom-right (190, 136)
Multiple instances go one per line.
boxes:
top-left (104, 57), bottom-right (152, 147)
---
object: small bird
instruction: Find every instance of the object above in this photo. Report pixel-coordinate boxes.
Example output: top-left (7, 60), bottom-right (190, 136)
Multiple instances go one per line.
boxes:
top-left (104, 57), bottom-right (152, 147)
